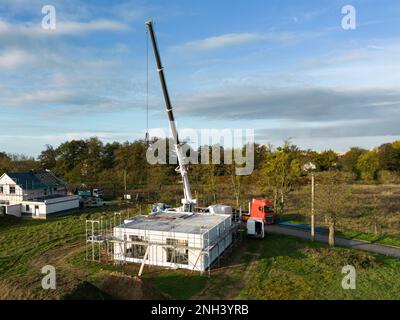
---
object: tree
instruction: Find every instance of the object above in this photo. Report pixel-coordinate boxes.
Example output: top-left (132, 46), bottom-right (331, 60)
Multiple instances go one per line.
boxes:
top-left (0, 152), bottom-right (11, 173)
top-left (54, 139), bottom-right (89, 182)
top-left (253, 143), bottom-right (270, 171)
top-left (314, 172), bottom-right (352, 246)
top-left (115, 141), bottom-right (149, 192)
top-left (83, 137), bottom-right (104, 186)
top-left (38, 145), bottom-right (57, 170)
top-left (260, 143), bottom-right (301, 214)
top-left (228, 162), bottom-right (244, 207)
top-left (339, 147), bottom-right (367, 176)
top-left (377, 143), bottom-right (400, 171)
top-left (356, 151), bottom-right (379, 181)
top-left (392, 141), bottom-right (400, 150)
top-left (316, 150), bottom-right (338, 171)
top-left (204, 163), bottom-right (218, 203)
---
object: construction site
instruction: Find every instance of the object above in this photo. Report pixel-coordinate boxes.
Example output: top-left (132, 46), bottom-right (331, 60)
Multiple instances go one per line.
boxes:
top-left (86, 210), bottom-right (240, 275)
top-left (84, 20), bottom-right (242, 276)
top-left (1, 2), bottom-right (400, 303)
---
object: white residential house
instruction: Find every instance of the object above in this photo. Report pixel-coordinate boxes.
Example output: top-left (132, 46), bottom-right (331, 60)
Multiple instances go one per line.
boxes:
top-left (0, 170), bottom-right (79, 219)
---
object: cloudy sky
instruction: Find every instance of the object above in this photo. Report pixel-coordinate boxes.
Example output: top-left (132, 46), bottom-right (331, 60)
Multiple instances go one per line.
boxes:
top-left (0, 0), bottom-right (399, 156)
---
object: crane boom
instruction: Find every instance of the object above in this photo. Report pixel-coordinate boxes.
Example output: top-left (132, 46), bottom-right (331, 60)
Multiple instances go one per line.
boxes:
top-left (145, 20), bottom-right (196, 211)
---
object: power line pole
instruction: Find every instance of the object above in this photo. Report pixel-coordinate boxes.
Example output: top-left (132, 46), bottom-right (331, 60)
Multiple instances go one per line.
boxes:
top-left (124, 169), bottom-right (127, 196)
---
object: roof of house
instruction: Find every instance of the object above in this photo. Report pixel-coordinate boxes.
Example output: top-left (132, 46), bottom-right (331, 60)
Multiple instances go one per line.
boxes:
top-left (118, 211), bottom-right (231, 235)
top-left (34, 170), bottom-right (65, 187)
top-left (6, 170), bottom-right (65, 190)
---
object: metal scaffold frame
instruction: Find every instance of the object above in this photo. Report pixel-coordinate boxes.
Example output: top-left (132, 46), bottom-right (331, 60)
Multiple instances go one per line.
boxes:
top-left (85, 212), bottom-right (241, 277)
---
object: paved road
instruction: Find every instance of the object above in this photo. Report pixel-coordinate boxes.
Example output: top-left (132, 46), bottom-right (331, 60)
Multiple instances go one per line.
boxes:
top-left (265, 224), bottom-right (400, 259)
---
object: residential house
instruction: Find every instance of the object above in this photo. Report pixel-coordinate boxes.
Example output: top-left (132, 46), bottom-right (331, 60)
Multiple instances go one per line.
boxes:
top-left (0, 170), bottom-right (79, 219)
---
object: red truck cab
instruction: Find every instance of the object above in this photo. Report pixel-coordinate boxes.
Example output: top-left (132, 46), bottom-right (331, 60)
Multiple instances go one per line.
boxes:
top-left (242, 199), bottom-right (275, 225)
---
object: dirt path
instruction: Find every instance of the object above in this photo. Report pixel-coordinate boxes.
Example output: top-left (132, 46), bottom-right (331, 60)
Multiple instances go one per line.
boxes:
top-left (29, 242), bottom-right (87, 276)
top-left (224, 251), bottom-right (260, 300)
top-left (266, 225), bottom-right (400, 259)
top-left (191, 242), bottom-right (262, 300)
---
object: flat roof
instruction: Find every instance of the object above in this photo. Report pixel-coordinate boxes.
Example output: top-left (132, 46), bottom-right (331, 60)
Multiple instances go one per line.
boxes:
top-left (117, 211), bottom-right (230, 234)
top-left (25, 194), bottom-right (77, 202)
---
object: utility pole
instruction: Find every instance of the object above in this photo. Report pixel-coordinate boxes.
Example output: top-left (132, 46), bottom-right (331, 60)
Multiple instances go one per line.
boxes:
top-left (311, 172), bottom-right (315, 241)
top-left (124, 169), bottom-right (127, 196)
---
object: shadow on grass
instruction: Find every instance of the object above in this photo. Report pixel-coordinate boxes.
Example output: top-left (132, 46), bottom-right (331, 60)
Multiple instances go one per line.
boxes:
top-left (151, 274), bottom-right (208, 300)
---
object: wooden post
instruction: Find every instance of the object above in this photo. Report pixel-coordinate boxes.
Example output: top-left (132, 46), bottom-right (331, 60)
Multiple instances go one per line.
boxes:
top-left (138, 245), bottom-right (150, 277)
top-left (328, 219), bottom-right (335, 247)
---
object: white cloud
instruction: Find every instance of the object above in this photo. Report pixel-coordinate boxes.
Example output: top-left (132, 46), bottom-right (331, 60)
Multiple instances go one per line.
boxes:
top-left (173, 32), bottom-right (295, 52)
top-left (173, 84), bottom-right (400, 125)
top-left (0, 49), bottom-right (36, 69)
top-left (0, 18), bottom-right (130, 39)
top-left (54, 19), bottom-right (130, 34)
top-left (8, 90), bottom-right (77, 105)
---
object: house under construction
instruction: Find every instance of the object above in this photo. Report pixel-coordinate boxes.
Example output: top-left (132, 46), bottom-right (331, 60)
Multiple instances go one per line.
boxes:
top-left (113, 211), bottom-right (233, 272)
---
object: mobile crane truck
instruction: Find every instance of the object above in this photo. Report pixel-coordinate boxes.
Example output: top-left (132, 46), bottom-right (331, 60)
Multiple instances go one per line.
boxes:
top-left (243, 199), bottom-right (275, 239)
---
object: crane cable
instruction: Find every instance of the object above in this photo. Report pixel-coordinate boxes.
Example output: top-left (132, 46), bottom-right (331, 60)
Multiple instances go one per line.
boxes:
top-left (145, 28), bottom-right (150, 146)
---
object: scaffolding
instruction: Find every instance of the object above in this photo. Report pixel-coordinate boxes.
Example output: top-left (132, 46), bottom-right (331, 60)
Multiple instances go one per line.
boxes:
top-left (85, 211), bottom-right (240, 277)
top-left (85, 211), bottom-right (125, 264)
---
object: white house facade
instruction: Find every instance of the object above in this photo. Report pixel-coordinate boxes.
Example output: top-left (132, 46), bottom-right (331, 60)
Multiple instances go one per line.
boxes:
top-left (0, 170), bottom-right (79, 218)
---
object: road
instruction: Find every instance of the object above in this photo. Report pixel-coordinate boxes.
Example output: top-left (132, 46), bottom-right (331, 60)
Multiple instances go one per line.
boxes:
top-left (265, 224), bottom-right (400, 259)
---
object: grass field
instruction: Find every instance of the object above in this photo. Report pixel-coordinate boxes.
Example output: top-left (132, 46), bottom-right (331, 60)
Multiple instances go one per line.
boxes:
top-left (1, 209), bottom-right (400, 300)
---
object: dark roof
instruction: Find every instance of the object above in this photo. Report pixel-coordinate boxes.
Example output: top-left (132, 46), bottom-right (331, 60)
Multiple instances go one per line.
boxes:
top-left (6, 170), bottom-right (65, 190)
top-left (7, 172), bottom-right (45, 190)
top-left (34, 170), bottom-right (65, 187)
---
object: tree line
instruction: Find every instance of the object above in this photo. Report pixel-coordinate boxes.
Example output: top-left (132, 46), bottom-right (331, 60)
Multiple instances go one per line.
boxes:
top-left (1, 138), bottom-right (400, 202)
top-left (2, 137), bottom-right (400, 246)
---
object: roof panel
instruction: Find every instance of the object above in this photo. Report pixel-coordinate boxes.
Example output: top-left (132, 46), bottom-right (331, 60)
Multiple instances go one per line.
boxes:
top-left (118, 212), bottom-right (230, 234)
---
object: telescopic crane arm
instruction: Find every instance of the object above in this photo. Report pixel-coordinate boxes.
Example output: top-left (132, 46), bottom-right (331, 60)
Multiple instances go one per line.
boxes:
top-left (145, 20), bottom-right (196, 211)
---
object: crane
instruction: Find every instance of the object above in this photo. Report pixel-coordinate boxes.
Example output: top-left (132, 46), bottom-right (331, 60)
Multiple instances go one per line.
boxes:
top-left (145, 20), bottom-right (197, 212)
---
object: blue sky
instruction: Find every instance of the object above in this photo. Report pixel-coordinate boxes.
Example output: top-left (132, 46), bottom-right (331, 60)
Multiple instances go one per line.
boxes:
top-left (0, 0), bottom-right (400, 156)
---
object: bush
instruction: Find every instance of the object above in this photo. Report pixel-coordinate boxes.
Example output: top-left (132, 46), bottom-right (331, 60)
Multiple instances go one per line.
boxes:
top-left (356, 151), bottom-right (379, 181)
top-left (377, 170), bottom-right (400, 184)
top-left (314, 170), bottom-right (357, 184)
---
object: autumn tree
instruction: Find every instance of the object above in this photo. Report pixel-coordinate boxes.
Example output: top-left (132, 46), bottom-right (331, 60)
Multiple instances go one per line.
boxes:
top-left (314, 172), bottom-right (352, 246)
top-left (38, 145), bottom-right (57, 170)
top-left (316, 150), bottom-right (338, 171)
top-left (260, 143), bottom-right (301, 214)
top-left (356, 150), bottom-right (379, 181)
top-left (339, 147), bottom-right (367, 176)
top-left (377, 143), bottom-right (400, 171)
top-left (228, 162), bottom-right (244, 207)
top-left (0, 152), bottom-right (11, 173)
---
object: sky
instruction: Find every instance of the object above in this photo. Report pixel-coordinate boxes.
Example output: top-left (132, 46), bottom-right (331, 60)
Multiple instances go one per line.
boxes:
top-left (0, 0), bottom-right (400, 156)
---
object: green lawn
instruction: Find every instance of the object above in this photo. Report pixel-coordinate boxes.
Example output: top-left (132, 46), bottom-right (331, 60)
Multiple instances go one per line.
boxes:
top-left (238, 235), bottom-right (400, 299)
top-left (0, 207), bottom-right (137, 299)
